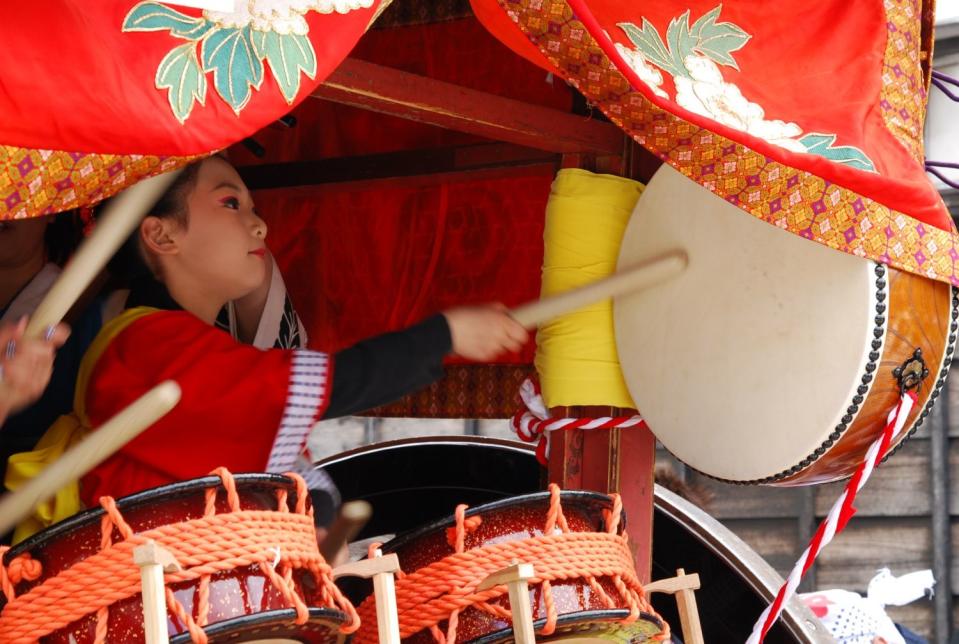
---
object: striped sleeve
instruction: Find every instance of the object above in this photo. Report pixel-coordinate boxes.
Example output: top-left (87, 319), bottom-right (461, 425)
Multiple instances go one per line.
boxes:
top-left (265, 349), bottom-right (332, 475)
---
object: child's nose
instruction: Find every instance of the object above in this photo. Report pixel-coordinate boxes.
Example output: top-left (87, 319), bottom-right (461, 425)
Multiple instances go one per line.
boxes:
top-left (252, 215), bottom-right (267, 239)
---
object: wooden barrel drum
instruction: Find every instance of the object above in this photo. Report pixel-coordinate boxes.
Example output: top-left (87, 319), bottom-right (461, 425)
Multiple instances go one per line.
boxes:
top-left (0, 471), bottom-right (354, 643)
top-left (352, 488), bottom-right (667, 644)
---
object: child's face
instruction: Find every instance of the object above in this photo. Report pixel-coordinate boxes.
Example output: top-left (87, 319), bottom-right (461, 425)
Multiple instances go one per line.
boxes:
top-left (173, 157), bottom-right (268, 301)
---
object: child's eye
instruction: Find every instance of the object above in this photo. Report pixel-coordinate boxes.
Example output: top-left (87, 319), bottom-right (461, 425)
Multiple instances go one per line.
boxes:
top-left (221, 197), bottom-right (240, 210)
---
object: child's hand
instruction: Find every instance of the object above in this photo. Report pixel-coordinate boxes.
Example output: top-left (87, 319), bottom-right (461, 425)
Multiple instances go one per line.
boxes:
top-left (0, 317), bottom-right (71, 422)
top-left (443, 304), bottom-right (529, 361)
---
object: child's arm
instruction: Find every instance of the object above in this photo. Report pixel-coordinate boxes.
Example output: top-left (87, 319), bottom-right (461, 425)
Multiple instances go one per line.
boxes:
top-left (325, 305), bottom-right (527, 418)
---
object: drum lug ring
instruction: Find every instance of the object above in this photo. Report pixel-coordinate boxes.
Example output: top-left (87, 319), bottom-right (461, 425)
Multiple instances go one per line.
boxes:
top-left (893, 348), bottom-right (930, 394)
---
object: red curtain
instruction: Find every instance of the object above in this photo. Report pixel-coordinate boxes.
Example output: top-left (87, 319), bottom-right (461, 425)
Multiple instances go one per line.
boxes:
top-left (256, 167), bottom-right (553, 364)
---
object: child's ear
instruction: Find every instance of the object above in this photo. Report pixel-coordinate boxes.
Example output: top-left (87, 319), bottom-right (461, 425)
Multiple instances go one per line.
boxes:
top-left (140, 216), bottom-right (179, 256)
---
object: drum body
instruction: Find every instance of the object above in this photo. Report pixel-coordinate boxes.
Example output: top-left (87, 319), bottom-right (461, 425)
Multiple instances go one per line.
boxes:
top-left (0, 473), bottom-right (347, 643)
top-left (353, 489), bottom-right (665, 644)
top-left (615, 164), bottom-right (957, 485)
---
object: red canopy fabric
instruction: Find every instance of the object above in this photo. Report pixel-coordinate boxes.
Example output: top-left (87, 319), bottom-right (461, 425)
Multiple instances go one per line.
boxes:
top-left (0, 1), bottom-right (381, 219)
top-left (472, 0), bottom-right (959, 286)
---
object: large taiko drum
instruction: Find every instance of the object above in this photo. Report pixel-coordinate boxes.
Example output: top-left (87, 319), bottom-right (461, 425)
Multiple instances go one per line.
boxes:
top-left (615, 164), bottom-right (958, 485)
top-left (0, 469), bottom-right (356, 643)
top-left (351, 486), bottom-right (667, 644)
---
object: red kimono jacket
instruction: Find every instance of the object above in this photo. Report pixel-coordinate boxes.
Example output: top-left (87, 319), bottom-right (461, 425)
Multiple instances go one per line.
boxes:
top-left (76, 306), bottom-right (449, 505)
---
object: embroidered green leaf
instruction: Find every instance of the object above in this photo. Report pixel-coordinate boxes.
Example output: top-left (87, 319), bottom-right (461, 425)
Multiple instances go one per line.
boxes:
top-left (799, 133), bottom-right (877, 172)
top-left (251, 30), bottom-right (317, 103)
top-left (618, 19), bottom-right (681, 77)
top-left (665, 10), bottom-right (696, 76)
top-left (688, 6), bottom-right (722, 40)
top-left (201, 25), bottom-right (264, 114)
top-left (689, 6), bottom-right (750, 69)
top-left (123, 1), bottom-right (213, 40)
top-left (156, 42), bottom-right (207, 123)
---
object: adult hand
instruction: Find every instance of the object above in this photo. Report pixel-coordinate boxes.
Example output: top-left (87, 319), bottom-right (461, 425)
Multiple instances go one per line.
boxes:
top-left (0, 317), bottom-right (70, 424)
top-left (443, 304), bottom-right (529, 362)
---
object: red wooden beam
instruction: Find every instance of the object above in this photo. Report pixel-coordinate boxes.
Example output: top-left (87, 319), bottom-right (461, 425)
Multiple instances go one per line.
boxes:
top-left (239, 143), bottom-right (557, 190)
top-left (313, 57), bottom-right (624, 156)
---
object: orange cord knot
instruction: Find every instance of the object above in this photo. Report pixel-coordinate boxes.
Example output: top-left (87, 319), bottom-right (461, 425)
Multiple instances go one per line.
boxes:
top-left (0, 549), bottom-right (42, 601)
top-left (445, 515), bottom-right (482, 549)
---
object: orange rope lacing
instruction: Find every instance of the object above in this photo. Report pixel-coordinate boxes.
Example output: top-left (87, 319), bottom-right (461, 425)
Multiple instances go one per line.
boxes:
top-left (0, 468), bottom-right (360, 644)
top-left (355, 484), bottom-right (669, 644)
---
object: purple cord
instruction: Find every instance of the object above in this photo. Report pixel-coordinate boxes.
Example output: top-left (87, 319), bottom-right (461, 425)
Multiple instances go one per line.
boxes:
top-left (933, 70), bottom-right (959, 85)
top-left (932, 70), bottom-right (959, 102)
top-left (927, 160), bottom-right (959, 170)
top-left (921, 74), bottom-right (959, 189)
top-left (925, 165), bottom-right (959, 190)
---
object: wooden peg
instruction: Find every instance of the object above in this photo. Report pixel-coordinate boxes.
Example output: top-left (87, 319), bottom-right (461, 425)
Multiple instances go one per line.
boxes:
top-left (645, 568), bottom-right (703, 644)
top-left (477, 562), bottom-right (536, 644)
top-left (133, 540), bottom-right (182, 644)
top-left (334, 550), bottom-right (401, 644)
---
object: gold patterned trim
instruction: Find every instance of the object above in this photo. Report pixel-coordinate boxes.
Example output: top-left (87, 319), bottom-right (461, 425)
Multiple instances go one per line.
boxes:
top-left (880, 0), bottom-right (927, 163)
top-left (0, 147), bottom-right (198, 220)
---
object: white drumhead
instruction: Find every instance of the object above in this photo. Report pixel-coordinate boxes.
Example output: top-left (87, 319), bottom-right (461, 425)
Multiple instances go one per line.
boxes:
top-left (614, 165), bottom-right (877, 481)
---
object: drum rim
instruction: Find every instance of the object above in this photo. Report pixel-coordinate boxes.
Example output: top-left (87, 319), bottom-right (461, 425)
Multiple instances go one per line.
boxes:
top-left (316, 435), bottom-right (536, 470)
top-left (467, 608), bottom-right (664, 644)
top-left (5, 472), bottom-right (298, 563)
top-left (168, 606), bottom-right (348, 643)
top-left (380, 489), bottom-right (618, 553)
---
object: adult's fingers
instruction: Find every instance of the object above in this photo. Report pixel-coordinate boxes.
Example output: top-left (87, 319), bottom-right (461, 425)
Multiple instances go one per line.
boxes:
top-left (44, 323), bottom-right (71, 348)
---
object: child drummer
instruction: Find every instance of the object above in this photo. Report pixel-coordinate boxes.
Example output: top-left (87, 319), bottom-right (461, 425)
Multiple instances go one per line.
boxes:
top-left (8, 156), bottom-right (528, 540)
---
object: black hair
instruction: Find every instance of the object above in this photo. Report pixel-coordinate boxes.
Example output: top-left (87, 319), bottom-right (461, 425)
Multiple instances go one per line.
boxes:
top-left (145, 162), bottom-right (204, 227)
top-left (44, 210), bottom-right (85, 266)
top-left (106, 161), bottom-right (205, 287)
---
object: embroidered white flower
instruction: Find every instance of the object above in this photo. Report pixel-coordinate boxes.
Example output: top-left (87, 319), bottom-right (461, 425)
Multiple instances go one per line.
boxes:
top-left (614, 43), bottom-right (668, 99)
top-left (205, 0), bottom-right (374, 35)
top-left (674, 54), bottom-right (805, 152)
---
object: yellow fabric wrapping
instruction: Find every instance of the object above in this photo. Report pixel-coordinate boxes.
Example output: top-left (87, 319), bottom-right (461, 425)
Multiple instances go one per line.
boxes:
top-left (535, 169), bottom-right (644, 409)
top-left (5, 307), bottom-right (158, 543)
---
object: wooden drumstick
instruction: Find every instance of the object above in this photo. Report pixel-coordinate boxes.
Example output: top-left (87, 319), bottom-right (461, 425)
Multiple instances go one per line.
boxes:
top-left (0, 381), bottom-right (181, 536)
top-left (320, 500), bottom-right (373, 563)
top-left (24, 169), bottom-right (182, 339)
top-left (508, 249), bottom-right (687, 328)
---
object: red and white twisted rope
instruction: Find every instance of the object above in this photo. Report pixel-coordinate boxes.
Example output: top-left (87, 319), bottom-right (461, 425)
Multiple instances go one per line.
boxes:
top-left (747, 390), bottom-right (918, 643)
top-left (510, 378), bottom-right (646, 464)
